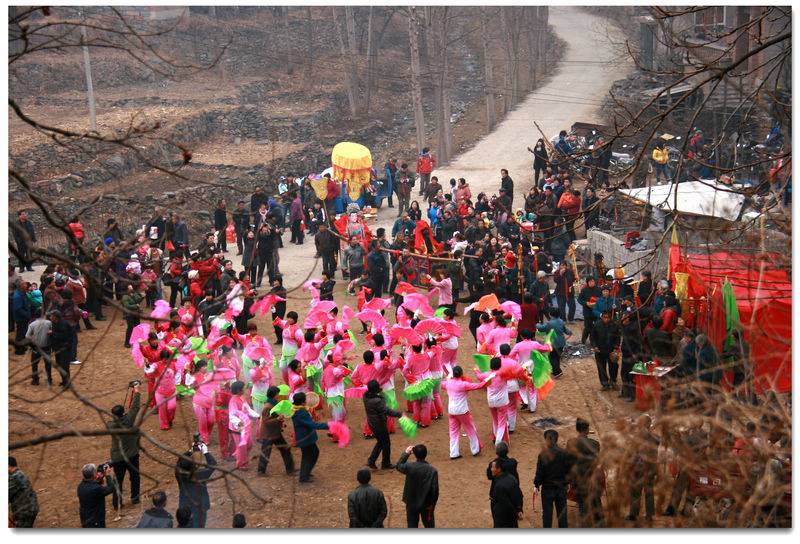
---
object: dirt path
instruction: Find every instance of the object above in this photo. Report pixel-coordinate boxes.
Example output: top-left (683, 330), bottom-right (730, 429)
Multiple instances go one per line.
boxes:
top-left (268, 6), bottom-right (634, 290)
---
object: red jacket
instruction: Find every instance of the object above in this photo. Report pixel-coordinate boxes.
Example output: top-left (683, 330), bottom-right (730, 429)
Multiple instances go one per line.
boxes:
top-left (416, 153), bottom-right (435, 174)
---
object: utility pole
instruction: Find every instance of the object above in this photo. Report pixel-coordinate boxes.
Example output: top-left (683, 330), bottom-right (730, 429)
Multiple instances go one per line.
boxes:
top-left (80, 12), bottom-right (97, 132)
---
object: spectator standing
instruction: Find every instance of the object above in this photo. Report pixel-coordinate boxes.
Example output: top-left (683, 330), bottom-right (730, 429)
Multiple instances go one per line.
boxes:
top-left (625, 415), bottom-right (660, 523)
top-left (567, 418), bottom-right (604, 528)
top-left (121, 284), bottom-right (144, 348)
top-left (396, 444), bottom-right (439, 528)
top-left (590, 310), bottom-right (621, 391)
top-left (534, 429), bottom-right (572, 528)
top-left (136, 490), bottom-right (173, 528)
top-left (175, 446), bottom-right (217, 528)
top-left (232, 200), bottom-right (250, 255)
top-left (214, 199), bottom-right (228, 253)
top-left (77, 463), bottom-right (115, 528)
top-left (347, 468), bottom-right (388, 528)
top-left (25, 308), bottom-right (52, 385)
top-left (366, 241), bottom-right (387, 299)
top-left (13, 210), bottom-right (36, 272)
top-left (12, 279), bottom-right (31, 355)
top-left (489, 458), bottom-right (524, 528)
top-left (394, 164), bottom-right (415, 216)
top-left (290, 191), bottom-right (304, 245)
top-left (314, 223), bottom-right (339, 277)
top-left (49, 310), bottom-right (76, 388)
top-left (499, 169), bottom-right (514, 207)
top-left (363, 380), bottom-right (402, 470)
top-left (8, 457), bottom-right (39, 528)
top-left (416, 147), bottom-right (435, 196)
top-left (107, 384), bottom-right (142, 509)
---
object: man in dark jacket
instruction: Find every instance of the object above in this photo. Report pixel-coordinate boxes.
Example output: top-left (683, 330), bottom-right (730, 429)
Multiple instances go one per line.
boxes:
top-left (250, 186), bottom-right (269, 218)
top-left (108, 385), bottom-right (142, 509)
top-left (490, 458), bottom-right (524, 527)
top-left (213, 199), bottom-right (228, 253)
top-left (169, 214), bottom-right (190, 259)
top-left (232, 200), bottom-right (251, 255)
top-left (366, 242), bottom-right (388, 299)
top-left (175, 447), bottom-right (217, 528)
top-left (315, 223), bottom-right (339, 276)
top-left (534, 429), bottom-right (572, 528)
top-left (136, 490), bottom-right (173, 528)
top-left (257, 386), bottom-right (295, 475)
top-left (13, 210), bottom-right (36, 272)
top-left (12, 279), bottom-right (31, 355)
top-left (590, 310), bottom-right (621, 391)
top-left (396, 443), bottom-right (438, 528)
top-left (49, 310), bottom-right (75, 388)
top-left (77, 463), bottom-right (115, 527)
top-left (486, 441), bottom-right (519, 494)
top-left (500, 169), bottom-right (514, 207)
top-left (291, 392), bottom-right (329, 483)
top-left (364, 380), bottom-right (402, 470)
top-left (619, 312), bottom-right (643, 402)
top-left (347, 468), bottom-right (388, 528)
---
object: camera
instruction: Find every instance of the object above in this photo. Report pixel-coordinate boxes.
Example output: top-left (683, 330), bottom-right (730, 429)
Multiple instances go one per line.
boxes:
top-left (191, 432), bottom-right (205, 452)
top-left (97, 461), bottom-right (112, 480)
top-left (129, 380), bottom-right (141, 388)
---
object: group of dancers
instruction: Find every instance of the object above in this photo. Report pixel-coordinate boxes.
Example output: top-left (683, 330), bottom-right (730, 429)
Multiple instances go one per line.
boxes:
top-left (127, 273), bottom-right (557, 469)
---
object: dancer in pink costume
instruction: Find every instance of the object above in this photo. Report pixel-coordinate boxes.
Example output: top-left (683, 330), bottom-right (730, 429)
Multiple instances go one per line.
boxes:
top-left (499, 344), bottom-right (532, 433)
top-left (232, 323), bottom-right (269, 385)
top-left (441, 366), bottom-right (489, 459)
top-left (440, 308), bottom-right (460, 374)
top-left (402, 343), bottom-right (433, 427)
top-left (485, 316), bottom-right (515, 355)
top-left (425, 337), bottom-right (445, 419)
top-left (476, 312), bottom-right (496, 353)
top-left (186, 360), bottom-right (215, 443)
top-left (249, 359), bottom-right (274, 415)
top-left (214, 381), bottom-right (235, 460)
top-left (321, 353), bottom-right (351, 423)
top-left (351, 350), bottom-right (381, 437)
top-left (215, 345), bottom-right (241, 380)
top-left (228, 380), bottom-right (261, 470)
top-left (287, 359), bottom-right (309, 401)
top-left (475, 357), bottom-right (511, 446)
top-left (145, 349), bottom-right (178, 430)
top-left (296, 329), bottom-right (328, 392)
top-left (273, 311), bottom-right (305, 385)
top-left (508, 328), bottom-right (551, 412)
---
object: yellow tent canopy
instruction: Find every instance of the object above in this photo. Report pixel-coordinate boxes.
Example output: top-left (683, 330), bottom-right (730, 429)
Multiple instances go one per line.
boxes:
top-left (331, 142), bottom-right (372, 201)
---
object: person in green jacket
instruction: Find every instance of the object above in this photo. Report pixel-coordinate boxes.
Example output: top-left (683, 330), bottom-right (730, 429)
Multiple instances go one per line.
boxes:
top-left (107, 384), bottom-right (141, 508)
top-left (121, 284), bottom-right (144, 348)
top-left (9, 457), bottom-right (39, 527)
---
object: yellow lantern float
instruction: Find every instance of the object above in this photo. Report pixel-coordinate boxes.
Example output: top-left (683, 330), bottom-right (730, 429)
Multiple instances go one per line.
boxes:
top-left (331, 142), bottom-right (373, 203)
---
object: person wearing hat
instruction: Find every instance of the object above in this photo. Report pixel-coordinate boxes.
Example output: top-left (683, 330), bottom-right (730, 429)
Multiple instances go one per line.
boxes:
top-left (291, 391), bottom-right (330, 483)
top-left (103, 218), bottom-right (123, 246)
top-left (592, 284), bottom-right (616, 320)
top-left (529, 270), bottom-right (552, 324)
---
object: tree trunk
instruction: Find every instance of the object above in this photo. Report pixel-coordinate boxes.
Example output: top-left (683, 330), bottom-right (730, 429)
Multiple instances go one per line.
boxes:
top-left (333, 7), bottom-right (358, 115)
top-left (481, 8), bottom-right (496, 130)
top-left (408, 7), bottom-right (426, 152)
top-left (304, 7), bottom-right (313, 80)
top-left (525, 7), bottom-right (538, 91)
top-left (508, 7), bottom-right (522, 106)
top-left (537, 6), bottom-right (548, 75)
top-left (345, 6), bottom-right (360, 98)
top-left (284, 7), bottom-right (294, 75)
top-left (425, 7), bottom-right (447, 165)
top-left (364, 6), bottom-right (375, 113)
top-left (500, 8), bottom-right (512, 113)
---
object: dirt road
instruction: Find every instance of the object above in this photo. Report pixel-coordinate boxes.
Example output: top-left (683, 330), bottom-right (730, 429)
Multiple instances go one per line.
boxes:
top-left (268, 6), bottom-right (634, 290)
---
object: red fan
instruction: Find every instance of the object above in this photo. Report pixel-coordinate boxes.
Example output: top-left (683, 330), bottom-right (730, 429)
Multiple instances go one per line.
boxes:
top-left (401, 293), bottom-right (434, 317)
top-left (414, 318), bottom-right (445, 338)
top-left (327, 421), bottom-right (350, 448)
top-left (304, 309), bottom-right (334, 329)
top-left (475, 293), bottom-right (501, 312)
top-left (500, 301), bottom-right (522, 321)
top-left (394, 281), bottom-right (417, 296)
top-left (311, 300), bottom-right (337, 313)
top-left (344, 386), bottom-right (367, 399)
top-left (244, 343), bottom-right (272, 362)
top-left (250, 295), bottom-right (285, 317)
top-left (389, 325), bottom-right (423, 345)
top-left (440, 320), bottom-right (462, 338)
top-left (363, 297), bottom-right (391, 311)
top-left (207, 327), bottom-right (234, 351)
top-left (302, 279), bottom-right (321, 301)
top-left (356, 309), bottom-right (387, 331)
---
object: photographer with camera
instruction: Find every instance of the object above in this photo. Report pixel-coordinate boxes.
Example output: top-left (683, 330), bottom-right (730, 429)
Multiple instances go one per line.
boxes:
top-left (77, 462), bottom-right (115, 527)
top-left (175, 437), bottom-right (217, 528)
top-left (106, 381), bottom-right (142, 509)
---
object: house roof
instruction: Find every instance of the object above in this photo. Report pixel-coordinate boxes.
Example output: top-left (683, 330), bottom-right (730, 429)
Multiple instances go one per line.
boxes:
top-left (619, 180), bottom-right (745, 221)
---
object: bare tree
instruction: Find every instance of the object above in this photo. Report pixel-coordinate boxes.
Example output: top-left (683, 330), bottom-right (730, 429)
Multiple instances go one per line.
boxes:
top-left (332, 6), bottom-right (359, 115)
top-left (407, 6), bottom-right (426, 151)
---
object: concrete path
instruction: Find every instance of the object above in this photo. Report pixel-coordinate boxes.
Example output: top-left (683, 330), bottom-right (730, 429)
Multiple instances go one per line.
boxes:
top-left (16, 7), bottom-right (633, 292)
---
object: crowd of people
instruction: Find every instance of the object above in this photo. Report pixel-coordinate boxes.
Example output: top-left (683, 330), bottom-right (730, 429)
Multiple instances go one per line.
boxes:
top-left (8, 140), bottom-right (786, 529)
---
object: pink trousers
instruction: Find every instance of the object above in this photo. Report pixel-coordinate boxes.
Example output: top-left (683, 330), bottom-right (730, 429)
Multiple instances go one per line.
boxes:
top-left (231, 425), bottom-right (252, 469)
top-left (489, 404), bottom-right (510, 446)
top-left (193, 404), bottom-right (215, 444)
top-left (431, 382), bottom-right (444, 419)
top-left (154, 391), bottom-right (177, 430)
top-left (449, 412), bottom-right (482, 458)
top-left (441, 348), bottom-right (458, 374)
top-left (411, 395), bottom-right (432, 426)
top-left (507, 391), bottom-right (522, 431)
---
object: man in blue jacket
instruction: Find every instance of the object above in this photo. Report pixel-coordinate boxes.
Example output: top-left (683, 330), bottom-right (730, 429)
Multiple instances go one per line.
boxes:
top-left (592, 285), bottom-right (616, 319)
top-left (12, 279), bottom-right (31, 355)
top-left (291, 392), bottom-right (329, 483)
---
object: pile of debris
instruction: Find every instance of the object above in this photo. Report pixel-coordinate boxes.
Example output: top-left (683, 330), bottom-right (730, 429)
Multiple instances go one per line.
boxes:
top-left (562, 341), bottom-right (595, 361)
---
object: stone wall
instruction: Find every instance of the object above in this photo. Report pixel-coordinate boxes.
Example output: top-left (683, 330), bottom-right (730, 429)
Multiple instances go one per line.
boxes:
top-left (587, 229), bottom-right (669, 280)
